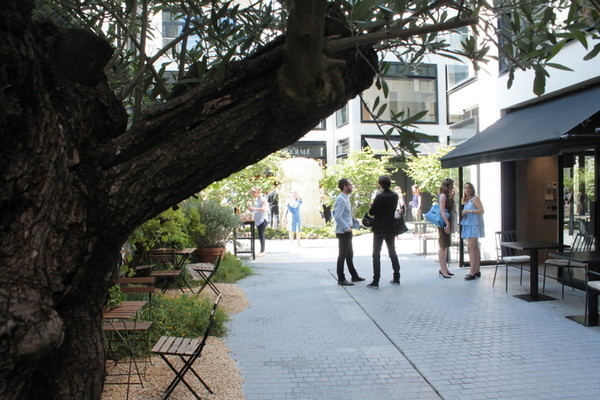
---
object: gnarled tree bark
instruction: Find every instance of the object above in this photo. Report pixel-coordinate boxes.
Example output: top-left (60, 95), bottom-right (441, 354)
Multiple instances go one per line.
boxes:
top-left (0, 0), bottom-right (376, 398)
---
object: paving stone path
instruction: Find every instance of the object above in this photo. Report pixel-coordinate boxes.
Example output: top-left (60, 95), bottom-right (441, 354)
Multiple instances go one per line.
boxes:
top-left (227, 234), bottom-right (600, 400)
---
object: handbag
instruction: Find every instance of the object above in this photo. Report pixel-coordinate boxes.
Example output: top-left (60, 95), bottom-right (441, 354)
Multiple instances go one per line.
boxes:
top-left (424, 203), bottom-right (450, 228)
top-left (394, 214), bottom-right (409, 235)
top-left (361, 212), bottom-right (374, 228)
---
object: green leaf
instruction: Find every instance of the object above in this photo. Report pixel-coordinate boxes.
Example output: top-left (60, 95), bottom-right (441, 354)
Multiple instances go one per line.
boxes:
top-left (352, 0), bottom-right (384, 21)
top-left (373, 96), bottom-right (380, 110)
top-left (375, 103), bottom-right (388, 118)
top-left (571, 29), bottom-right (588, 50)
top-left (544, 63), bottom-right (573, 72)
top-left (402, 110), bottom-right (429, 125)
top-left (584, 43), bottom-right (600, 61)
top-left (548, 40), bottom-right (566, 60)
top-left (381, 79), bottom-right (389, 98)
top-left (533, 67), bottom-right (546, 96)
top-left (507, 68), bottom-right (515, 89)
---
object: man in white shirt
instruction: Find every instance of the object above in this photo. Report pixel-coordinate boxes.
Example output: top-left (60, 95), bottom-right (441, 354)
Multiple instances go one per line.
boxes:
top-left (333, 178), bottom-right (365, 286)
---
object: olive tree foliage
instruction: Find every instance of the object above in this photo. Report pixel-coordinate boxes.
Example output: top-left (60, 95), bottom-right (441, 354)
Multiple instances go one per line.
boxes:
top-left (3, 1), bottom-right (600, 399)
top-left (405, 146), bottom-right (458, 195)
top-left (201, 151), bottom-right (289, 210)
top-left (321, 147), bottom-right (396, 216)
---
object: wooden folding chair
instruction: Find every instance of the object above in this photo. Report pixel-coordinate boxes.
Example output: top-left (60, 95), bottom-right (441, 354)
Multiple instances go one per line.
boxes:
top-left (151, 294), bottom-right (222, 399)
top-left (193, 249), bottom-right (224, 296)
top-left (118, 277), bottom-right (156, 303)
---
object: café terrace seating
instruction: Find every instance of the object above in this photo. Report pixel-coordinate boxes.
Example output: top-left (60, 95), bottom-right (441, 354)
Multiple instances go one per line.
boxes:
top-left (542, 232), bottom-right (596, 299)
top-left (493, 230), bottom-right (530, 293)
top-left (152, 293), bottom-right (222, 399)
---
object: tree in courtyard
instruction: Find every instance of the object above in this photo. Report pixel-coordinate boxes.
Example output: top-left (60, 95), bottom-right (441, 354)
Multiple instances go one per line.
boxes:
top-left (2, 1), bottom-right (599, 399)
top-left (405, 146), bottom-right (458, 195)
top-left (321, 147), bottom-right (396, 216)
top-left (201, 152), bottom-right (290, 211)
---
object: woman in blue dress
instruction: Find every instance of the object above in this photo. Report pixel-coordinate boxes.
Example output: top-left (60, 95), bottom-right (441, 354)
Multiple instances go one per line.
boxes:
top-left (460, 182), bottom-right (485, 280)
top-left (285, 192), bottom-right (303, 247)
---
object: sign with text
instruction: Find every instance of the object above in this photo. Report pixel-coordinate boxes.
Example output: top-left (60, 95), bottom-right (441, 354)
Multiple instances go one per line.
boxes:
top-left (283, 142), bottom-right (326, 159)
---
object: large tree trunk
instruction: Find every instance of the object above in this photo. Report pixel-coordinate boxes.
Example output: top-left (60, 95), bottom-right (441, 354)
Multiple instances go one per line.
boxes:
top-left (0, 1), bottom-right (376, 398)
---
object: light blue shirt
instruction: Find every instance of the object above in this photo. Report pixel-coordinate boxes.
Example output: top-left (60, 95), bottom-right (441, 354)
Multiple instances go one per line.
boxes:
top-left (253, 196), bottom-right (267, 225)
top-left (334, 192), bottom-right (353, 234)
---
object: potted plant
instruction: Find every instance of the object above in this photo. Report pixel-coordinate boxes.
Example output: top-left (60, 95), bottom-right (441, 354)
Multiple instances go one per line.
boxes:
top-left (183, 198), bottom-right (241, 262)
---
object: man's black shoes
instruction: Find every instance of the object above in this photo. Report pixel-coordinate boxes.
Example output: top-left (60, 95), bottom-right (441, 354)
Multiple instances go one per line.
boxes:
top-left (338, 280), bottom-right (354, 286)
top-left (366, 281), bottom-right (379, 288)
top-left (390, 280), bottom-right (400, 286)
top-left (351, 276), bottom-right (366, 282)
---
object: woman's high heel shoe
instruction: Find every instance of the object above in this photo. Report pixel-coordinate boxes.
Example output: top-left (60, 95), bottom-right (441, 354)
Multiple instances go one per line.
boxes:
top-left (475, 272), bottom-right (481, 278)
top-left (439, 270), bottom-right (451, 279)
top-left (447, 271), bottom-right (454, 276)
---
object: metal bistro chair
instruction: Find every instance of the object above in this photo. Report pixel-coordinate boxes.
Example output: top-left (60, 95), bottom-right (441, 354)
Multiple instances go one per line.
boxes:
top-left (493, 231), bottom-right (531, 292)
top-left (193, 249), bottom-right (224, 296)
top-left (543, 233), bottom-right (595, 299)
top-left (585, 269), bottom-right (600, 326)
top-left (152, 294), bottom-right (222, 400)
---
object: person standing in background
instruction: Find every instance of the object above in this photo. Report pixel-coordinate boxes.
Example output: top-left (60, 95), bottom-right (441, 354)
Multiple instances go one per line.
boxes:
top-left (409, 184), bottom-right (422, 222)
top-left (320, 190), bottom-right (332, 224)
top-left (285, 191), bottom-right (303, 247)
top-left (393, 186), bottom-right (406, 217)
top-left (333, 178), bottom-right (365, 286)
top-left (437, 178), bottom-right (455, 278)
top-left (267, 183), bottom-right (280, 229)
top-left (461, 182), bottom-right (485, 280)
top-left (368, 176), bottom-right (401, 288)
top-left (248, 187), bottom-right (268, 257)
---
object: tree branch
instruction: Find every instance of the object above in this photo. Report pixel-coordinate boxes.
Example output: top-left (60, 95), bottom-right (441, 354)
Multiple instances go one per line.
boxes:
top-left (278, 0), bottom-right (328, 100)
top-left (331, 17), bottom-right (479, 52)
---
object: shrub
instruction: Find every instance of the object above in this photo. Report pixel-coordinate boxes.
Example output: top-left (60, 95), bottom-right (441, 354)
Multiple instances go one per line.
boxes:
top-left (147, 295), bottom-right (228, 339)
top-left (213, 252), bottom-right (254, 283)
top-left (183, 198), bottom-right (241, 248)
top-left (265, 224), bottom-right (371, 239)
top-left (105, 294), bottom-right (228, 359)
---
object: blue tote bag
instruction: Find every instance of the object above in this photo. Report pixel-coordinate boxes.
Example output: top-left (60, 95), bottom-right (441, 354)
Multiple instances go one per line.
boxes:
top-left (424, 204), bottom-right (450, 228)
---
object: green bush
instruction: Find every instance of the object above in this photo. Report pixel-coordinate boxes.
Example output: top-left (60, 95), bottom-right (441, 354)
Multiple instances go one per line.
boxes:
top-left (105, 294), bottom-right (228, 359)
top-left (183, 198), bottom-right (241, 248)
top-left (213, 252), bottom-right (254, 283)
top-left (265, 224), bottom-right (371, 239)
top-left (147, 295), bottom-right (228, 339)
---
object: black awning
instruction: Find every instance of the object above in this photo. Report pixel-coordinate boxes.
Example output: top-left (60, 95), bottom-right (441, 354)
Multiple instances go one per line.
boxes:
top-left (441, 85), bottom-right (600, 168)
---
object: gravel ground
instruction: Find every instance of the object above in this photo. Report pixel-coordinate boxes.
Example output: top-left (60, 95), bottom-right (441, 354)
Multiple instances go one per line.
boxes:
top-left (102, 283), bottom-right (248, 400)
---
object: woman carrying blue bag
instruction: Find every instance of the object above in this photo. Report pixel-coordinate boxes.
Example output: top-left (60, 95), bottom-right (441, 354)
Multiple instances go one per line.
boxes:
top-left (437, 178), bottom-right (455, 278)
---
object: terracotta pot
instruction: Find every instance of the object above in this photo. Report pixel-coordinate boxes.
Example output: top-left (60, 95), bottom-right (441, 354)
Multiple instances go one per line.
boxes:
top-left (193, 247), bottom-right (225, 263)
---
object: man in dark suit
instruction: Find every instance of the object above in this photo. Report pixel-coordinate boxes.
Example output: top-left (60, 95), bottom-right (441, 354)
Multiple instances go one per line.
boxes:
top-left (367, 175), bottom-right (401, 288)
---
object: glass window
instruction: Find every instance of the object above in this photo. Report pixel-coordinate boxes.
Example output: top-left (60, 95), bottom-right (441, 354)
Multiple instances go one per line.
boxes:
top-left (336, 138), bottom-right (349, 157)
top-left (361, 63), bottom-right (438, 123)
top-left (313, 120), bottom-right (326, 130)
top-left (336, 104), bottom-right (348, 127)
top-left (444, 27), bottom-right (477, 88)
top-left (162, 10), bottom-right (200, 52)
top-left (162, 10), bottom-right (184, 50)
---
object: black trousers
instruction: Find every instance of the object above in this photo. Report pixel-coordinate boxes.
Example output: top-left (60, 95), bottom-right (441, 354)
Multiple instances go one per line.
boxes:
top-left (336, 231), bottom-right (358, 282)
top-left (256, 220), bottom-right (267, 252)
top-left (372, 233), bottom-right (401, 283)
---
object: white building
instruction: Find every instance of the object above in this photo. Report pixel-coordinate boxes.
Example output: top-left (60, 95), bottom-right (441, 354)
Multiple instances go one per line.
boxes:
top-left (290, 13), bottom-right (600, 278)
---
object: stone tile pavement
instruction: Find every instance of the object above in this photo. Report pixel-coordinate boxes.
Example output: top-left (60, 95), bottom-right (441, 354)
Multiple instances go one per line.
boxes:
top-left (225, 233), bottom-right (600, 400)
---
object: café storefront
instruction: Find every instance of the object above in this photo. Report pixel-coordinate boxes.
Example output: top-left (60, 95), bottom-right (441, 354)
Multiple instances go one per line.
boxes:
top-left (441, 84), bottom-right (600, 288)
